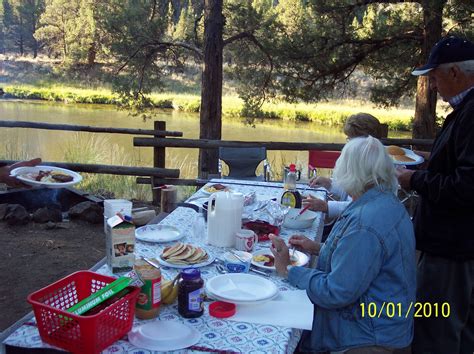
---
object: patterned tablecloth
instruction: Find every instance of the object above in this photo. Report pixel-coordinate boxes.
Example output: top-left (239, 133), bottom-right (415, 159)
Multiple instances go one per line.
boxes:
top-left (4, 179), bottom-right (325, 354)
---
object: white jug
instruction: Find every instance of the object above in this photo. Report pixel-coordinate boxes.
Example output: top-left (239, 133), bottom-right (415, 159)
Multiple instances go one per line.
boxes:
top-left (207, 191), bottom-right (244, 247)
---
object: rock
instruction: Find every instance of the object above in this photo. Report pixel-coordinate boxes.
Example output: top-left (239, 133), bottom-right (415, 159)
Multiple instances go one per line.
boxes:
top-left (43, 221), bottom-right (71, 230)
top-left (0, 203), bottom-right (8, 220)
top-left (5, 204), bottom-right (30, 225)
top-left (68, 202), bottom-right (103, 224)
top-left (132, 210), bottom-right (156, 226)
top-left (33, 205), bottom-right (62, 224)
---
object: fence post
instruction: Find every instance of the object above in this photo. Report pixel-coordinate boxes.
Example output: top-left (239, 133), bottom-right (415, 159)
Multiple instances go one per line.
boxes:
top-left (152, 121), bottom-right (166, 206)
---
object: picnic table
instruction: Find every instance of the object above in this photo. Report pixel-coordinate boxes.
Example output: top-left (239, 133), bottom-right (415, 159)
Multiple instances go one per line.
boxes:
top-left (3, 179), bottom-right (325, 353)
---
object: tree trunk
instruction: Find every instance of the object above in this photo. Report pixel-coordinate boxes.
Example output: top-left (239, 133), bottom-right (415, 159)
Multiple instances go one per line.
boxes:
top-left (412, 0), bottom-right (446, 140)
top-left (33, 39), bottom-right (38, 58)
top-left (87, 43), bottom-right (96, 67)
top-left (198, 0), bottom-right (224, 179)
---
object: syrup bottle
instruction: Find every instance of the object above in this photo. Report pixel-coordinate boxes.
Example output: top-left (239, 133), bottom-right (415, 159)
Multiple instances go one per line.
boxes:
top-left (281, 164), bottom-right (302, 208)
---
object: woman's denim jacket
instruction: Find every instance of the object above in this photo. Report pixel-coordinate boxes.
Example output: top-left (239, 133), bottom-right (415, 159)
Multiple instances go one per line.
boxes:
top-left (288, 187), bottom-right (416, 352)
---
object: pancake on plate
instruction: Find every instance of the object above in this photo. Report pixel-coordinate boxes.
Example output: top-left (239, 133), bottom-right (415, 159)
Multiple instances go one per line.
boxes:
top-left (386, 145), bottom-right (405, 156)
top-left (204, 183), bottom-right (230, 193)
top-left (393, 154), bottom-right (415, 162)
top-left (161, 243), bottom-right (209, 265)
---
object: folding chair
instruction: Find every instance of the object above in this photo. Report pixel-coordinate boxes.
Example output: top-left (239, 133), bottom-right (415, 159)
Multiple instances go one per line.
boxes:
top-left (308, 150), bottom-right (341, 178)
top-left (219, 147), bottom-right (270, 181)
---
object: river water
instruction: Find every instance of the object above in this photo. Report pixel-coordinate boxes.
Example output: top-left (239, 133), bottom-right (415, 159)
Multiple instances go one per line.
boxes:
top-left (0, 99), bottom-right (410, 180)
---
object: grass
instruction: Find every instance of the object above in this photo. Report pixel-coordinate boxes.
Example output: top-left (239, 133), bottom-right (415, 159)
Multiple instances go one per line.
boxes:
top-left (62, 133), bottom-right (198, 202)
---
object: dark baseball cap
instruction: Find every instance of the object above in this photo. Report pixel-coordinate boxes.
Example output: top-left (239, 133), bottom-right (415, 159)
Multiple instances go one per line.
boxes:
top-left (412, 36), bottom-right (474, 76)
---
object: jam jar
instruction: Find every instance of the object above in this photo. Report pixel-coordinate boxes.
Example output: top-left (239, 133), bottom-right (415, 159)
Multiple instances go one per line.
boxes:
top-left (178, 268), bottom-right (204, 318)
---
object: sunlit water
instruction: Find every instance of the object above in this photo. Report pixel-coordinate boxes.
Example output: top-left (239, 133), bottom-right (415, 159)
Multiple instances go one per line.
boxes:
top-left (0, 99), bottom-right (410, 180)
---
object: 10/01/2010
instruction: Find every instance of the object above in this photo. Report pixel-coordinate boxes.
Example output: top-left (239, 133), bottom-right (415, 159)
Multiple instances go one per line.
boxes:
top-left (360, 302), bottom-right (451, 318)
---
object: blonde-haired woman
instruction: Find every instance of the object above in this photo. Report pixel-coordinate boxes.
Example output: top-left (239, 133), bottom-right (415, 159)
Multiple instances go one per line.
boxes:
top-left (270, 136), bottom-right (416, 353)
top-left (305, 113), bottom-right (385, 227)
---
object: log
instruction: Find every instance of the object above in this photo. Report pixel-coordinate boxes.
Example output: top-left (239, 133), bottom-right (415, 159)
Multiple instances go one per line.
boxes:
top-left (160, 185), bottom-right (177, 213)
top-left (153, 121), bottom-right (167, 205)
top-left (137, 177), bottom-right (208, 186)
top-left (134, 137), bottom-right (347, 151)
top-left (0, 160), bottom-right (179, 178)
top-left (0, 120), bottom-right (183, 137)
top-left (134, 137), bottom-right (434, 150)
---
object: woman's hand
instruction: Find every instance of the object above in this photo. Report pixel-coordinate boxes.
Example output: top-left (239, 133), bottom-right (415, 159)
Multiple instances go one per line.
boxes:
top-left (303, 194), bottom-right (328, 213)
top-left (269, 234), bottom-right (290, 278)
top-left (289, 234), bottom-right (321, 255)
top-left (309, 176), bottom-right (332, 189)
top-left (0, 158), bottom-right (42, 187)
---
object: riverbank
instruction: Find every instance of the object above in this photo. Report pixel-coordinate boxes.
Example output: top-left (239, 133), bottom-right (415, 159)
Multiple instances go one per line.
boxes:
top-left (2, 83), bottom-right (414, 131)
top-left (0, 56), bottom-right (415, 130)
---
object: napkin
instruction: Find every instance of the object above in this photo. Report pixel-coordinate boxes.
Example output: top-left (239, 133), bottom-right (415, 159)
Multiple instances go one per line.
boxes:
top-left (228, 290), bottom-right (314, 330)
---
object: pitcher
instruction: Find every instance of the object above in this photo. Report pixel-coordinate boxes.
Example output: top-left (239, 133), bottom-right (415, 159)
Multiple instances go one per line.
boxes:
top-left (207, 191), bottom-right (244, 247)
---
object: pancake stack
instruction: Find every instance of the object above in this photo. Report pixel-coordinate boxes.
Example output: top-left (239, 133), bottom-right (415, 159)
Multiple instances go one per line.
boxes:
top-left (386, 145), bottom-right (415, 163)
top-left (161, 242), bottom-right (209, 265)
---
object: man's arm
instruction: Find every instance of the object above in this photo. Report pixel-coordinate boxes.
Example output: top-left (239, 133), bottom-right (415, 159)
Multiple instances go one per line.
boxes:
top-left (409, 112), bottom-right (474, 207)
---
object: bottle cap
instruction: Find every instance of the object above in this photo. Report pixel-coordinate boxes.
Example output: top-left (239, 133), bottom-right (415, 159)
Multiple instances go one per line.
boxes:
top-left (289, 164), bottom-right (296, 172)
top-left (181, 268), bottom-right (201, 280)
top-left (209, 301), bottom-right (236, 318)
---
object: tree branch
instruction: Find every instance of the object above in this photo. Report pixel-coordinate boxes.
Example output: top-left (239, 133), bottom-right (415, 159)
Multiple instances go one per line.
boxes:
top-left (224, 31), bottom-right (274, 104)
top-left (150, 40), bottom-right (203, 59)
top-left (149, 0), bottom-right (158, 22)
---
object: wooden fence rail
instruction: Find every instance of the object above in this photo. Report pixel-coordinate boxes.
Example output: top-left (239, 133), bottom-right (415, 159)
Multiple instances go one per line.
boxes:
top-left (0, 160), bottom-right (179, 178)
top-left (0, 120), bottom-right (183, 137)
top-left (134, 137), bottom-right (434, 151)
top-left (0, 120), bottom-right (181, 204)
top-left (1, 119), bottom-right (435, 202)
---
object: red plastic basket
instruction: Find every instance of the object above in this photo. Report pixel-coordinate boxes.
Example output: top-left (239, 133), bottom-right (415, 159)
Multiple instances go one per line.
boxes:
top-left (28, 270), bottom-right (140, 354)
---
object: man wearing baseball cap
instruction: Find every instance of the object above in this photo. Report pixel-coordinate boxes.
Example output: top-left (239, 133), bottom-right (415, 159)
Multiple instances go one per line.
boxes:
top-left (398, 36), bottom-right (474, 353)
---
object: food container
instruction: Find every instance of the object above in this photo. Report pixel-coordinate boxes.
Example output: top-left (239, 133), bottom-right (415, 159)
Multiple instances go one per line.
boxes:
top-left (104, 199), bottom-right (132, 233)
top-left (283, 208), bottom-right (318, 229)
top-left (28, 271), bottom-right (140, 354)
top-left (223, 251), bottom-right (252, 273)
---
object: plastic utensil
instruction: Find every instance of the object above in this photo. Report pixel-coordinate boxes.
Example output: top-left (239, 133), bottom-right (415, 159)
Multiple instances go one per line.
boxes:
top-left (290, 205), bottom-right (311, 220)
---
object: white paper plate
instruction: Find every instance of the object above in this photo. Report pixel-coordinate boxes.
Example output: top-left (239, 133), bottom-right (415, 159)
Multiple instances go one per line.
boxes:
top-left (251, 248), bottom-right (309, 271)
top-left (10, 166), bottom-right (82, 189)
top-left (388, 148), bottom-right (424, 166)
top-left (206, 287), bottom-right (278, 305)
top-left (157, 250), bottom-right (215, 269)
top-left (128, 321), bottom-right (201, 351)
top-left (135, 224), bottom-right (183, 243)
top-left (205, 273), bottom-right (278, 303)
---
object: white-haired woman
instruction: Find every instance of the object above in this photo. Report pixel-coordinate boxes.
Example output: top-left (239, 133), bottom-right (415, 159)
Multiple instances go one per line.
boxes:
top-left (270, 136), bottom-right (416, 353)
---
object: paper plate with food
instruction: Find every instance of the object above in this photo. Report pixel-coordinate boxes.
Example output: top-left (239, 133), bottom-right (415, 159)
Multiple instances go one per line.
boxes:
top-left (202, 183), bottom-right (232, 194)
top-left (251, 248), bottom-right (309, 270)
top-left (158, 242), bottom-right (215, 269)
top-left (385, 146), bottom-right (424, 166)
top-left (10, 165), bottom-right (82, 188)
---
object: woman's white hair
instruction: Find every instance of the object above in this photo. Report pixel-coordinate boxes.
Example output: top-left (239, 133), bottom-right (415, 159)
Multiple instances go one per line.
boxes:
top-left (333, 136), bottom-right (398, 198)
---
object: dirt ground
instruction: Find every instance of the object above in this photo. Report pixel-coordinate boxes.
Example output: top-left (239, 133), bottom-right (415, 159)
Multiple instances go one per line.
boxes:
top-left (0, 220), bottom-right (105, 331)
